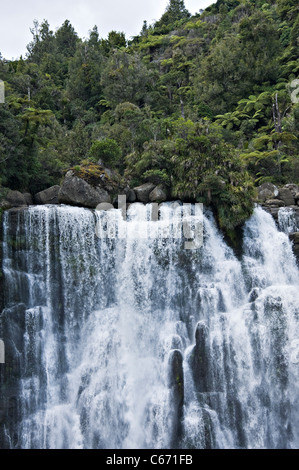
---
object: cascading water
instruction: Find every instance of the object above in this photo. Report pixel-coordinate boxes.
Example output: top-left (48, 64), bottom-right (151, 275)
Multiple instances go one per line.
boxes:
top-left (278, 207), bottom-right (298, 234)
top-left (1, 203), bottom-right (299, 449)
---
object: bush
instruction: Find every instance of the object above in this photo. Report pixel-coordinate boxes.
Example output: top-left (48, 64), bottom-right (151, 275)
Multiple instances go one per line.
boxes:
top-left (88, 139), bottom-right (121, 168)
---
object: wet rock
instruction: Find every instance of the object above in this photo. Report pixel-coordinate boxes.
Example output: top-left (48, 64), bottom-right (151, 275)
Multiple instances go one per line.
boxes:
top-left (217, 289), bottom-right (226, 312)
top-left (149, 184), bottom-right (168, 203)
top-left (261, 205), bottom-right (280, 220)
top-left (169, 335), bottom-right (183, 351)
top-left (289, 232), bottom-right (299, 259)
top-left (34, 185), bottom-right (60, 205)
top-left (190, 322), bottom-right (210, 393)
top-left (168, 349), bottom-right (184, 448)
top-left (133, 183), bottom-right (155, 203)
top-left (1, 303), bottom-right (26, 355)
top-left (248, 288), bottom-right (260, 303)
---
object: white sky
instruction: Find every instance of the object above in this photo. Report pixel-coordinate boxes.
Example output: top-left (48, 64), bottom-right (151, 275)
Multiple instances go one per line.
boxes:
top-left (0, 0), bottom-right (214, 60)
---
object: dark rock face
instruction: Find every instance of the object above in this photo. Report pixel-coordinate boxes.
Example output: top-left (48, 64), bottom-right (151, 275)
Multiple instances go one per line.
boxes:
top-left (34, 186), bottom-right (60, 205)
top-left (0, 210), bottom-right (28, 446)
top-left (149, 185), bottom-right (168, 203)
top-left (0, 302), bottom-right (26, 449)
top-left (188, 322), bottom-right (216, 448)
top-left (168, 349), bottom-right (184, 448)
top-left (133, 183), bottom-right (155, 203)
top-left (289, 232), bottom-right (299, 259)
top-left (58, 171), bottom-right (111, 208)
top-left (188, 321), bottom-right (247, 448)
top-left (190, 322), bottom-right (210, 393)
top-left (126, 189), bottom-right (136, 203)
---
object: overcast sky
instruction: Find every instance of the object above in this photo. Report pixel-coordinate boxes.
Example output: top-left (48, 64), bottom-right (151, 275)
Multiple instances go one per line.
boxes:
top-left (0, 0), bottom-right (214, 60)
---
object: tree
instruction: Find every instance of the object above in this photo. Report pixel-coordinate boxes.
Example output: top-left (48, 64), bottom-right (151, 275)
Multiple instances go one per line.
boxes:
top-left (195, 11), bottom-right (281, 114)
top-left (125, 139), bottom-right (174, 186)
top-left (100, 50), bottom-right (151, 107)
top-left (155, 0), bottom-right (191, 30)
top-left (171, 121), bottom-right (256, 231)
top-left (67, 39), bottom-right (104, 110)
top-left (102, 31), bottom-right (127, 52)
top-left (55, 20), bottom-right (79, 57)
top-left (26, 20), bottom-right (55, 64)
top-left (89, 139), bottom-right (121, 168)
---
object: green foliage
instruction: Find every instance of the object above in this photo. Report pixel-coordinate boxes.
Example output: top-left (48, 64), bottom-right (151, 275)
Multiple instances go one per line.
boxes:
top-left (154, 0), bottom-right (191, 31)
top-left (89, 139), bottom-right (121, 167)
top-left (101, 31), bottom-right (127, 53)
top-left (0, 2), bottom-right (299, 232)
top-left (55, 20), bottom-right (79, 57)
top-left (170, 121), bottom-right (256, 230)
top-left (100, 50), bottom-right (151, 107)
top-left (125, 139), bottom-right (174, 186)
top-left (70, 161), bottom-right (107, 186)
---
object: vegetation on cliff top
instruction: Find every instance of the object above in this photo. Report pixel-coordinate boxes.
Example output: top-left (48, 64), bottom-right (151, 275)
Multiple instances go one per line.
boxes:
top-left (0, 0), bottom-right (299, 231)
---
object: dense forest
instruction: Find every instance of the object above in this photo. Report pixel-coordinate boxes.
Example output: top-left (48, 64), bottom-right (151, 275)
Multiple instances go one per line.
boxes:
top-left (0, 0), bottom-right (299, 232)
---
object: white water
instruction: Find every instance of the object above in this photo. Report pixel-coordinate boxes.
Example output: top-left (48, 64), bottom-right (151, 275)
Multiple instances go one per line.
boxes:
top-left (278, 207), bottom-right (298, 234)
top-left (1, 204), bottom-right (299, 449)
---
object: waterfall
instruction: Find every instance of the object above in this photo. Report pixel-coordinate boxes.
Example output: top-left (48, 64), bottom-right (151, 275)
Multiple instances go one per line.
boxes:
top-left (278, 207), bottom-right (298, 234)
top-left (1, 204), bottom-right (299, 449)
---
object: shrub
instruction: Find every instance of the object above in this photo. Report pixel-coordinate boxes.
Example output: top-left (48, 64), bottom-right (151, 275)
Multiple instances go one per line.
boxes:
top-left (88, 139), bottom-right (121, 168)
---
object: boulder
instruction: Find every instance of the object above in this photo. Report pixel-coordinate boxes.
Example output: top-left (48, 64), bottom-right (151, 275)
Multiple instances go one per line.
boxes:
top-left (58, 170), bottom-right (111, 208)
top-left (5, 190), bottom-right (27, 207)
top-left (284, 184), bottom-right (299, 196)
top-left (149, 184), bottom-right (168, 203)
top-left (257, 182), bottom-right (279, 202)
top-left (277, 187), bottom-right (295, 206)
top-left (126, 189), bottom-right (136, 203)
top-left (264, 199), bottom-right (285, 207)
top-left (34, 185), bottom-right (60, 205)
top-left (133, 183), bottom-right (155, 203)
top-left (23, 193), bottom-right (33, 205)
